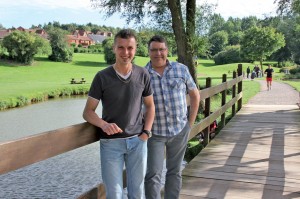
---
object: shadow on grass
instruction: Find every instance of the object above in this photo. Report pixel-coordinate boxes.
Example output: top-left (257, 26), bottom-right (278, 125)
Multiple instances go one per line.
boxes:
top-left (35, 57), bottom-right (107, 67)
top-left (198, 59), bottom-right (216, 67)
top-left (200, 62), bottom-right (216, 67)
top-left (0, 59), bottom-right (29, 67)
top-left (34, 57), bottom-right (50, 62)
top-left (72, 61), bottom-right (108, 67)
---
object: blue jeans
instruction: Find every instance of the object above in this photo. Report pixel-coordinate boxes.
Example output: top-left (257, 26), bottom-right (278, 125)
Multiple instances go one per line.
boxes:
top-left (100, 136), bottom-right (147, 199)
top-left (145, 122), bottom-right (190, 199)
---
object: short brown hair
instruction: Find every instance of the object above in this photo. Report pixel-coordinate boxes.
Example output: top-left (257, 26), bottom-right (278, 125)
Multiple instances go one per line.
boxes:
top-left (114, 29), bottom-right (137, 44)
top-left (148, 35), bottom-right (168, 49)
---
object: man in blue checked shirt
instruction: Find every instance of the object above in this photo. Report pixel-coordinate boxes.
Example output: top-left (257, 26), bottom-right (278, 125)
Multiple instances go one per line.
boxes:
top-left (145, 35), bottom-right (200, 199)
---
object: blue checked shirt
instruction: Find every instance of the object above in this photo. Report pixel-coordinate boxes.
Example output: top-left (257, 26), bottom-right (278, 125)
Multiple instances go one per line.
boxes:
top-left (145, 60), bottom-right (197, 137)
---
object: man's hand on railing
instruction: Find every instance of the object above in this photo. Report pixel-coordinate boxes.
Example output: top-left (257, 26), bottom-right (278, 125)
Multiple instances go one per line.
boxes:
top-left (101, 123), bottom-right (123, 135)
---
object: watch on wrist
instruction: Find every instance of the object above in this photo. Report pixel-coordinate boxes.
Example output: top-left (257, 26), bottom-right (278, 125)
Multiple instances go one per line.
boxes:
top-left (141, 129), bottom-right (152, 138)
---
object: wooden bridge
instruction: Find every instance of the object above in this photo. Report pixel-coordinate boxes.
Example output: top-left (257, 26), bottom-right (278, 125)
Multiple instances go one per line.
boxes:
top-left (179, 78), bottom-right (300, 199)
top-left (180, 104), bottom-right (300, 199)
top-left (1, 65), bottom-right (299, 198)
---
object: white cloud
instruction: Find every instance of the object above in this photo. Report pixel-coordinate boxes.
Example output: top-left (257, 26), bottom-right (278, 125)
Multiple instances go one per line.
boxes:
top-left (197, 0), bottom-right (277, 19)
top-left (0, 0), bottom-right (92, 10)
top-left (1, 0), bottom-right (279, 29)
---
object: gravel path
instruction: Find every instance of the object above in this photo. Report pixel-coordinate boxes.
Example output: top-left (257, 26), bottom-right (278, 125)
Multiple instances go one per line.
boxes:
top-left (247, 80), bottom-right (299, 105)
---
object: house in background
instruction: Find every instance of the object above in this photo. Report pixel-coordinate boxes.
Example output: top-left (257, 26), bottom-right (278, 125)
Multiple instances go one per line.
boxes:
top-left (88, 34), bottom-right (107, 44)
top-left (0, 26), bottom-right (48, 40)
top-left (96, 31), bottom-right (113, 37)
top-left (67, 30), bottom-right (113, 47)
top-left (0, 29), bottom-right (12, 40)
top-left (0, 26), bottom-right (113, 47)
top-left (67, 30), bottom-right (93, 47)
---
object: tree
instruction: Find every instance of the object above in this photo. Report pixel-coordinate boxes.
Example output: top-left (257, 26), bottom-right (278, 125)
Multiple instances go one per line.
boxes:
top-left (195, 3), bottom-right (216, 36)
top-left (241, 16), bottom-right (258, 31)
top-left (2, 31), bottom-right (51, 64)
top-left (194, 3), bottom-right (215, 58)
top-left (194, 36), bottom-right (210, 58)
top-left (275, 0), bottom-right (300, 15)
top-left (208, 14), bottom-right (226, 35)
top-left (228, 31), bottom-right (244, 45)
top-left (48, 28), bottom-right (73, 62)
top-left (209, 30), bottom-right (228, 56)
top-left (0, 23), bottom-right (5, 30)
top-left (288, 18), bottom-right (300, 64)
top-left (223, 17), bottom-right (242, 35)
top-left (0, 42), bottom-right (8, 58)
top-left (34, 36), bottom-right (52, 56)
top-left (270, 45), bottom-right (292, 66)
top-left (136, 31), bottom-right (154, 57)
top-left (90, 0), bottom-right (199, 85)
top-left (103, 38), bottom-right (115, 64)
top-left (240, 26), bottom-right (285, 73)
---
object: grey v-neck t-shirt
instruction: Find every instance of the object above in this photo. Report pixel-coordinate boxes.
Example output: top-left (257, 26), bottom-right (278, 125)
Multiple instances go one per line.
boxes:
top-left (88, 65), bottom-right (153, 139)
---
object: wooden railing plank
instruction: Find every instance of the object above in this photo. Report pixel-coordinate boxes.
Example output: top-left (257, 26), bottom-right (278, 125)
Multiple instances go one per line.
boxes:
top-left (199, 76), bottom-right (243, 100)
top-left (189, 92), bottom-right (242, 139)
top-left (0, 122), bottom-right (98, 175)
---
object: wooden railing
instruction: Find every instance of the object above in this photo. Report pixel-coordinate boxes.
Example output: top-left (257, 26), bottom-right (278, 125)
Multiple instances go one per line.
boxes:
top-left (0, 64), bottom-right (243, 198)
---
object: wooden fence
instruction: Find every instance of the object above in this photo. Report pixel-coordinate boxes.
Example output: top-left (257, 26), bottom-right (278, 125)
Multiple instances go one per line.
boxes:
top-left (0, 64), bottom-right (243, 198)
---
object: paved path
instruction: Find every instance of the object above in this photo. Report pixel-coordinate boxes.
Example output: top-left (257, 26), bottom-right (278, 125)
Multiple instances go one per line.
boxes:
top-left (180, 80), bottom-right (300, 198)
top-left (247, 80), bottom-right (299, 105)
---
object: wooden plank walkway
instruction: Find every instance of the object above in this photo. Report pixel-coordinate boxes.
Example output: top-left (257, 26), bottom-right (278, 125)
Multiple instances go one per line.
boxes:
top-left (180, 104), bottom-right (300, 199)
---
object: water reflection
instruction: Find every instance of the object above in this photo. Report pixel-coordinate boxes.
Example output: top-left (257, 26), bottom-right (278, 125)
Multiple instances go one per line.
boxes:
top-left (0, 96), bottom-right (102, 142)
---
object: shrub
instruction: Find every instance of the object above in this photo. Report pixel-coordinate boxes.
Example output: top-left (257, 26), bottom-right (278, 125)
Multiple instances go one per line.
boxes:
top-left (136, 44), bottom-right (148, 57)
top-left (48, 28), bottom-right (73, 62)
top-left (289, 67), bottom-right (300, 75)
top-left (0, 42), bottom-right (9, 58)
top-left (2, 31), bottom-right (51, 64)
top-left (0, 100), bottom-right (8, 110)
top-left (16, 96), bottom-right (29, 107)
top-left (213, 45), bottom-right (241, 65)
top-left (103, 38), bottom-right (115, 64)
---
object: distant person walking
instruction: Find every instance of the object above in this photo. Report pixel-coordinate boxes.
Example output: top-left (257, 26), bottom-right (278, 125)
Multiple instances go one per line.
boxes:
top-left (246, 66), bottom-right (250, 78)
top-left (255, 65), bottom-right (260, 78)
top-left (251, 70), bottom-right (256, 80)
top-left (264, 64), bottom-right (274, 91)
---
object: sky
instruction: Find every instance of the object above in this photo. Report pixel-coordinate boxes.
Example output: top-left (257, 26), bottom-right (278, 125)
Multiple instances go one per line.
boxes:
top-left (0, 0), bottom-right (278, 29)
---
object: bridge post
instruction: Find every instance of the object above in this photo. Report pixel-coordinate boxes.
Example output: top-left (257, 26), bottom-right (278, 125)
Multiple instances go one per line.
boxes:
top-left (232, 71), bottom-right (236, 117)
top-left (237, 64), bottom-right (243, 111)
top-left (221, 74), bottom-right (227, 128)
top-left (204, 77), bottom-right (212, 146)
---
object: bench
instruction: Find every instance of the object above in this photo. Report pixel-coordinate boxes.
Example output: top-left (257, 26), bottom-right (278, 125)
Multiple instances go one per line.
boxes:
top-left (70, 78), bottom-right (86, 84)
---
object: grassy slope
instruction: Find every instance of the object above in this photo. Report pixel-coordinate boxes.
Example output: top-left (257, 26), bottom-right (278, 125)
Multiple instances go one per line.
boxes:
top-left (0, 54), bottom-right (102, 100)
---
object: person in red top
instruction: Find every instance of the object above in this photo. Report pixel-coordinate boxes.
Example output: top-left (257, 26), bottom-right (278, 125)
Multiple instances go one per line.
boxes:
top-left (264, 65), bottom-right (274, 91)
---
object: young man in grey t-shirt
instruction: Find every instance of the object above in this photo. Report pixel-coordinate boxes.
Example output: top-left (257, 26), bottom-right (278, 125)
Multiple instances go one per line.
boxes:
top-left (83, 29), bottom-right (155, 199)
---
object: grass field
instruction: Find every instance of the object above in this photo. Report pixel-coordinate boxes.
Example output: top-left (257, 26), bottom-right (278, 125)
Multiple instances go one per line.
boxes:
top-left (0, 53), bottom-right (297, 110)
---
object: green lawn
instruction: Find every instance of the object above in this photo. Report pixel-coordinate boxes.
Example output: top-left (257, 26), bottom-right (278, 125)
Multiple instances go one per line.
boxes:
top-left (0, 53), bottom-right (296, 110)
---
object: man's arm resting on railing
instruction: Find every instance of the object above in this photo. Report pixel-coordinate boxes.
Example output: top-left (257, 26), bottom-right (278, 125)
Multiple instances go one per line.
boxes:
top-left (188, 88), bottom-right (200, 127)
top-left (83, 96), bottom-right (123, 135)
